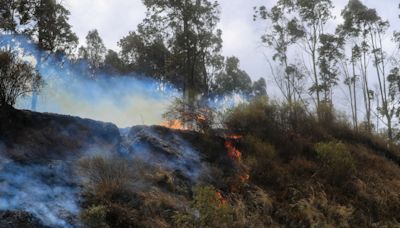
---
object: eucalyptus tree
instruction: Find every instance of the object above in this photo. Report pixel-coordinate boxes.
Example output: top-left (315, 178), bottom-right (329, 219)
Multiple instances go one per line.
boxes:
top-left (340, 0), bottom-right (396, 140)
top-left (119, 26), bottom-right (171, 82)
top-left (212, 56), bottom-right (252, 96)
top-left (79, 29), bottom-right (107, 74)
top-left (254, 4), bottom-right (304, 104)
top-left (0, 0), bottom-right (34, 33)
top-left (338, 0), bottom-right (375, 130)
top-left (285, 0), bottom-right (335, 107)
top-left (318, 34), bottom-right (344, 103)
top-left (252, 77), bottom-right (267, 98)
top-left (256, 0), bottom-right (335, 110)
top-left (136, 0), bottom-right (223, 103)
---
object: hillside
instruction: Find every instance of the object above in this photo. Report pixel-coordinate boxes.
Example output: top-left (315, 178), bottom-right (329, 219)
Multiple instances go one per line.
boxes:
top-left (0, 100), bottom-right (400, 227)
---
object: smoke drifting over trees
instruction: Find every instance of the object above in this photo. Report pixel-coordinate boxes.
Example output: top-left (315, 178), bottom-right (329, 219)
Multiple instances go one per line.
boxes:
top-left (2, 1), bottom-right (400, 227)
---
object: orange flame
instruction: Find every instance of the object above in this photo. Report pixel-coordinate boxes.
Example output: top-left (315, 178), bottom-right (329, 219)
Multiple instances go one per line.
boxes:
top-left (225, 141), bottom-right (241, 161)
top-left (196, 114), bottom-right (206, 122)
top-left (215, 191), bottom-right (227, 206)
top-left (160, 119), bottom-right (185, 130)
top-left (226, 134), bottom-right (242, 140)
top-left (240, 174), bottom-right (250, 182)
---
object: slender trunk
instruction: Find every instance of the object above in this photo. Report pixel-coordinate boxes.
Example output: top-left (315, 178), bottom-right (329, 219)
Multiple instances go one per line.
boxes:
top-left (352, 61), bottom-right (358, 131)
top-left (283, 58), bottom-right (292, 104)
top-left (361, 49), bottom-right (371, 129)
top-left (312, 30), bottom-right (320, 107)
top-left (31, 52), bottom-right (41, 111)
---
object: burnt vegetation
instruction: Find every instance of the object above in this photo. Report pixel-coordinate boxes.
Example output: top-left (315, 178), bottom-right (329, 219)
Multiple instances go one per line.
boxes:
top-left (71, 97), bottom-right (400, 227)
top-left (1, 0), bottom-right (400, 227)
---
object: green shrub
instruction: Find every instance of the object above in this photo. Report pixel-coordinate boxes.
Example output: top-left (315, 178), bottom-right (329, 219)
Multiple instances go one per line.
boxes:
top-left (78, 156), bottom-right (140, 227)
top-left (315, 142), bottom-right (355, 185)
top-left (243, 135), bottom-right (276, 173)
top-left (81, 205), bottom-right (109, 228)
top-left (174, 186), bottom-right (233, 228)
top-left (224, 96), bottom-right (278, 139)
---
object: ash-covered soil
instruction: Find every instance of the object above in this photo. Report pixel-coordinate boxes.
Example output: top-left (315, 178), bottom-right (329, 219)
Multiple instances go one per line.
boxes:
top-left (0, 106), bottom-right (236, 227)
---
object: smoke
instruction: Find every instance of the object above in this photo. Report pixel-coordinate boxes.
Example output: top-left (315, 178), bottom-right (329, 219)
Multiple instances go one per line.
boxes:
top-left (0, 34), bottom-right (179, 128)
top-left (0, 154), bottom-right (80, 227)
top-left (125, 126), bottom-right (206, 182)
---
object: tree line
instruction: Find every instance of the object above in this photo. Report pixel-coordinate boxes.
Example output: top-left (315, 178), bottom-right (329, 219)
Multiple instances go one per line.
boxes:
top-left (255, 0), bottom-right (400, 143)
top-left (0, 0), bottom-right (266, 111)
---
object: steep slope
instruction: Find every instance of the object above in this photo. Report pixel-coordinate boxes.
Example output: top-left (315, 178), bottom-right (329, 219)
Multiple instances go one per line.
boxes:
top-left (0, 107), bottom-right (236, 227)
top-left (1, 104), bottom-right (400, 227)
top-left (0, 105), bottom-right (121, 162)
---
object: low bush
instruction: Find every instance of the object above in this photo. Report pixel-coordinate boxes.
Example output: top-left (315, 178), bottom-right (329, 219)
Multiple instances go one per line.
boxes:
top-left (242, 135), bottom-right (276, 177)
top-left (78, 156), bottom-right (140, 227)
top-left (174, 186), bottom-right (233, 228)
top-left (80, 205), bottom-right (109, 228)
top-left (315, 142), bottom-right (355, 185)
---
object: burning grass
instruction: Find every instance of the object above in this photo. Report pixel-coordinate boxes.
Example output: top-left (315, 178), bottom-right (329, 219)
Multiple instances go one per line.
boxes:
top-left (2, 97), bottom-right (400, 227)
top-left (219, 96), bottom-right (400, 226)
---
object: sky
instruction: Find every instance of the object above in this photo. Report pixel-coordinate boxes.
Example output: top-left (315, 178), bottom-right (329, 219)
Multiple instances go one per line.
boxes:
top-left (64, 0), bottom-right (400, 94)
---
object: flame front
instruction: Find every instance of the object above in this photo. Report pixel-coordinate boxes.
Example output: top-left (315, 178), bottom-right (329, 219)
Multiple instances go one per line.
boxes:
top-left (160, 119), bottom-right (185, 130)
top-left (215, 191), bottom-right (227, 206)
top-left (225, 141), bottom-right (242, 161)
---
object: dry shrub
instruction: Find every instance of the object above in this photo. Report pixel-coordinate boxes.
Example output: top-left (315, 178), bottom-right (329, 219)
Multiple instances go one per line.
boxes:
top-left (80, 205), bottom-right (109, 228)
top-left (348, 146), bottom-right (400, 223)
top-left (78, 156), bottom-right (141, 227)
top-left (315, 142), bottom-right (355, 185)
top-left (139, 189), bottom-right (186, 222)
top-left (243, 135), bottom-right (275, 170)
top-left (287, 191), bottom-right (354, 227)
top-left (174, 186), bottom-right (233, 228)
top-left (224, 96), bottom-right (284, 142)
top-left (288, 157), bottom-right (318, 179)
top-left (230, 186), bottom-right (275, 227)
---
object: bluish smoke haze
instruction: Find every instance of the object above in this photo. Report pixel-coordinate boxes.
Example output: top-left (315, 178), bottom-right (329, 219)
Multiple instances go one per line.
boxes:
top-left (0, 34), bottom-right (179, 127)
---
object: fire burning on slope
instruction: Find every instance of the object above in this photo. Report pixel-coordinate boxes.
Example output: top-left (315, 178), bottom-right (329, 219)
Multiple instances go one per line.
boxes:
top-left (160, 119), bottom-right (186, 130)
top-left (215, 191), bottom-right (227, 206)
top-left (224, 134), bottom-right (243, 161)
top-left (225, 141), bottom-right (242, 161)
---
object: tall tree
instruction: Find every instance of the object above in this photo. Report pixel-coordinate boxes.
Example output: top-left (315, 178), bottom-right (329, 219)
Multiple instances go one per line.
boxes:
top-left (212, 56), bottom-right (252, 96)
top-left (0, 50), bottom-right (43, 107)
top-left (0, 0), bottom-right (34, 33)
top-left (252, 77), bottom-right (267, 98)
top-left (318, 34), bottom-right (344, 103)
top-left (255, 4), bottom-right (304, 104)
top-left (139, 0), bottom-right (223, 103)
top-left (284, 0), bottom-right (334, 107)
top-left (79, 29), bottom-right (107, 74)
top-left (256, 0), bottom-right (334, 109)
top-left (27, 0), bottom-right (78, 55)
top-left (338, 0), bottom-right (377, 130)
top-left (339, 0), bottom-right (395, 139)
top-left (104, 49), bottom-right (124, 74)
top-left (13, 0), bottom-right (78, 110)
top-left (119, 27), bottom-right (170, 81)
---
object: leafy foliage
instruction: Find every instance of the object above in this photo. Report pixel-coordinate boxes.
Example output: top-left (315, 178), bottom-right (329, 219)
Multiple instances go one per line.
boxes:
top-left (315, 142), bottom-right (356, 185)
top-left (174, 186), bottom-right (233, 228)
top-left (0, 50), bottom-right (43, 106)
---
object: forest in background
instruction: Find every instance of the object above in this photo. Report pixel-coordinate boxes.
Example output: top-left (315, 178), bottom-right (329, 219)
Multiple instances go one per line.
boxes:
top-left (3, 0), bottom-right (400, 145)
top-left (1, 1), bottom-right (400, 227)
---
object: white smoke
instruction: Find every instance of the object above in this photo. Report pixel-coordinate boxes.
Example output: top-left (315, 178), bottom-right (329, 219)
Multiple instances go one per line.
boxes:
top-left (0, 34), bottom-right (179, 128)
top-left (0, 155), bottom-right (80, 227)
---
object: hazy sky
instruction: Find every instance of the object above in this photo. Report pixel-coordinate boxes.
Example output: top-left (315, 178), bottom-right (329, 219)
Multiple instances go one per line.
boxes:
top-left (65, 0), bottom-right (400, 85)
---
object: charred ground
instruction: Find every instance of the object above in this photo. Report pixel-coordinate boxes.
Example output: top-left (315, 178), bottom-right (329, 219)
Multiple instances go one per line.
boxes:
top-left (0, 99), bottom-right (400, 227)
